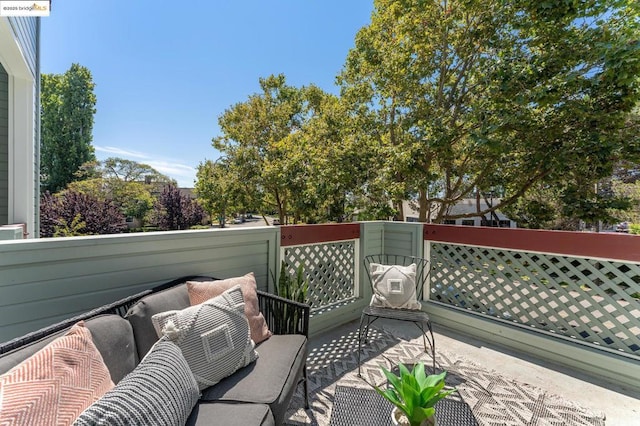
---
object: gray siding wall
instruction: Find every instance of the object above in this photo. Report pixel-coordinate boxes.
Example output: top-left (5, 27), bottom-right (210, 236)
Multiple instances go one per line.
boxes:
top-left (0, 64), bottom-right (7, 226)
top-left (383, 221), bottom-right (424, 257)
top-left (7, 17), bottom-right (37, 78)
top-left (0, 227), bottom-right (279, 341)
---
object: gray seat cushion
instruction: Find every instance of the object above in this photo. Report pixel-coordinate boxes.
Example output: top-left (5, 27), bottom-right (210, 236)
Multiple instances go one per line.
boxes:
top-left (0, 315), bottom-right (136, 384)
top-left (126, 284), bottom-right (191, 359)
top-left (186, 402), bottom-right (274, 426)
top-left (200, 334), bottom-right (307, 425)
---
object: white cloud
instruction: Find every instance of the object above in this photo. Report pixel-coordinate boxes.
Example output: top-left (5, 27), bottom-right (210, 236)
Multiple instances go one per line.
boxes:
top-left (94, 145), bottom-right (148, 159)
top-left (94, 145), bottom-right (197, 187)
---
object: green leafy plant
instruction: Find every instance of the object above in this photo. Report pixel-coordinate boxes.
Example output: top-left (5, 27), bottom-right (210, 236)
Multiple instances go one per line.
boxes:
top-left (274, 260), bottom-right (309, 304)
top-left (269, 261), bottom-right (309, 332)
top-left (629, 223), bottom-right (640, 235)
top-left (374, 363), bottom-right (456, 426)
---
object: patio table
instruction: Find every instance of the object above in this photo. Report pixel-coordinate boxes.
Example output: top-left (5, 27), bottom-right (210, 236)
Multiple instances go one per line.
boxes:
top-left (328, 385), bottom-right (478, 426)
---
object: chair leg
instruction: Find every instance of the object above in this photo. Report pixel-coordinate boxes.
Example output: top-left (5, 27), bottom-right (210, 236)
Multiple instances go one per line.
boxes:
top-left (303, 363), bottom-right (309, 409)
top-left (426, 320), bottom-right (436, 373)
top-left (357, 313), bottom-right (367, 377)
top-left (416, 321), bottom-right (436, 373)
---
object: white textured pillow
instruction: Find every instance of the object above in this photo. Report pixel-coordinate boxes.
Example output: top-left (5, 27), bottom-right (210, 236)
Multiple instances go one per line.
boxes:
top-left (370, 263), bottom-right (421, 310)
top-left (151, 285), bottom-right (258, 390)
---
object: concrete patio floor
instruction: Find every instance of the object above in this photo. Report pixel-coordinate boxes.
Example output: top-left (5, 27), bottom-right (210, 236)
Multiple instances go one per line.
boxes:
top-left (307, 318), bottom-right (639, 425)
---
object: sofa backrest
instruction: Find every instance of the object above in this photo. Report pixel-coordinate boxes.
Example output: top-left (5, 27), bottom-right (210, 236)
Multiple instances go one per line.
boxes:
top-left (0, 315), bottom-right (137, 384)
top-left (126, 283), bottom-right (190, 360)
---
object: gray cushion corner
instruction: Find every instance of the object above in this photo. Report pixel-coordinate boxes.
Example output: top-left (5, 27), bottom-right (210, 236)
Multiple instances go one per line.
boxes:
top-left (125, 283), bottom-right (190, 359)
top-left (200, 334), bottom-right (307, 425)
top-left (84, 315), bottom-right (138, 384)
top-left (186, 402), bottom-right (275, 426)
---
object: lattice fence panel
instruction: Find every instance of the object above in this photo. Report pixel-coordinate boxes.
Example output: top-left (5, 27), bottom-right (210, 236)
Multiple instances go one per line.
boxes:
top-left (430, 243), bottom-right (640, 356)
top-left (283, 241), bottom-right (356, 310)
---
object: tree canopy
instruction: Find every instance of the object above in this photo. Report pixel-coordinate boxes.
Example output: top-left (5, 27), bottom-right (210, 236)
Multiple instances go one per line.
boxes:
top-left (41, 64), bottom-right (97, 193)
top-left (67, 157), bottom-right (174, 224)
top-left (211, 74), bottom-right (364, 224)
top-left (339, 0), bottom-right (640, 223)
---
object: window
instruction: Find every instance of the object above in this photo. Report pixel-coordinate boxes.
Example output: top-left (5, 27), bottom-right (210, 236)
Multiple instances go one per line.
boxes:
top-left (443, 219), bottom-right (456, 225)
top-left (461, 220), bottom-right (474, 226)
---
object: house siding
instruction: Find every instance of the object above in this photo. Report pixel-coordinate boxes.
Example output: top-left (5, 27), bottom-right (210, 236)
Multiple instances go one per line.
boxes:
top-left (0, 64), bottom-right (8, 226)
top-left (3, 16), bottom-right (40, 236)
top-left (0, 228), bottom-right (279, 341)
top-left (7, 17), bottom-right (37, 78)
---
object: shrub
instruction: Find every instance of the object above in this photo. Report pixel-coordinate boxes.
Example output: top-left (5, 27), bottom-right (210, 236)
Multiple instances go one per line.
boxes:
top-left (151, 185), bottom-right (205, 230)
top-left (40, 190), bottom-right (127, 237)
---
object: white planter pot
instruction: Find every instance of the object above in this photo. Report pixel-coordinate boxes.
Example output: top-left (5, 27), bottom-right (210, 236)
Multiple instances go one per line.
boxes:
top-left (391, 407), bottom-right (437, 426)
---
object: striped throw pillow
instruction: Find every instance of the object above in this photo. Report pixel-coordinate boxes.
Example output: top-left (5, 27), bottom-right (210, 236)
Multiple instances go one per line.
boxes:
top-left (73, 338), bottom-right (199, 426)
top-left (151, 285), bottom-right (258, 390)
top-left (0, 322), bottom-right (114, 426)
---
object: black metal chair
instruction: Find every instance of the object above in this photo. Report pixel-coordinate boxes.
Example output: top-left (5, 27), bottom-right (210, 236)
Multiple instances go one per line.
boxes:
top-left (357, 254), bottom-right (436, 375)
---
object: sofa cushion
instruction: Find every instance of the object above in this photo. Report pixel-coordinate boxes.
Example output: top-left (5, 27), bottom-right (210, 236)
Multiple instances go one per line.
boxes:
top-left (0, 315), bottom-right (136, 385)
top-left (81, 315), bottom-right (138, 384)
top-left (187, 272), bottom-right (272, 344)
top-left (200, 334), bottom-right (307, 425)
top-left (126, 283), bottom-right (191, 359)
top-left (186, 402), bottom-right (275, 426)
top-left (74, 338), bottom-right (199, 426)
top-left (0, 322), bottom-right (114, 426)
top-left (151, 285), bottom-right (258, 391)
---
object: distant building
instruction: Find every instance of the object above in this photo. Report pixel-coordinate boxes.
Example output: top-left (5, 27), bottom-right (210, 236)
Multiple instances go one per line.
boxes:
top-left (403, 198), bottom-right (516, 228)
top-left (0, 16), bottom-right (41, 238)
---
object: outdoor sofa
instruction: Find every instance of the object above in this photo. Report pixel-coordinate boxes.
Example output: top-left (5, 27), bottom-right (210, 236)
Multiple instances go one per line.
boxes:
top-left (0, 275), bottom-right (310, 425)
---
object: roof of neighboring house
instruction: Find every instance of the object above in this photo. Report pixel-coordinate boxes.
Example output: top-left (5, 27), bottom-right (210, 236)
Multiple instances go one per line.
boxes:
top-left (403, 198), bottom-right (512, 221)
top-left (178, 188), bottom-right (195, 199)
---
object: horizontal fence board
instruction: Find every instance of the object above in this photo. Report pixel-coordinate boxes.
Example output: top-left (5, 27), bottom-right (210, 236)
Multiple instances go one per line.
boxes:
top-left (0, 228), bottom-right (278, 342)
top-left (280, 223), bottom-right (360, 246)
top-left (425, 224), bottom-right (640, 263)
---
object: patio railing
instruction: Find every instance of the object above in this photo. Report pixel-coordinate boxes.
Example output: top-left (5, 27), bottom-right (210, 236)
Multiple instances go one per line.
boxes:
top-left (280, 224), bottom-right (360, 314)
top-left (424, 225), bottom-right (640, 358)
top-left (1, 221), bottom-right (638, 389)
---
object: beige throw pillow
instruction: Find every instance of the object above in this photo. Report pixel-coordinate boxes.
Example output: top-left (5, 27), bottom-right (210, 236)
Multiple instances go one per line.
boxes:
top-left (369, 263), bottom-right (421, 310)
top-left (152, 285), bottom-right (259, 391)
top-left (187, 272), bottom-right (272, 344)
top-left (0, 322), bottom-right (114, 426)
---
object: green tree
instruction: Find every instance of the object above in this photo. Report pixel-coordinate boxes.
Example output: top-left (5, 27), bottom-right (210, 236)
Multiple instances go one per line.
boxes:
top-left (68, 157), bottom-right (173, 226)
top-left (41, 64), bottom-right (97, 192)
top-left (213, 74), bottom-right (336, 224)
top-left (340, 0), bottom-right (640, 223)
top-left (195, 158), bottom-right (234, 227)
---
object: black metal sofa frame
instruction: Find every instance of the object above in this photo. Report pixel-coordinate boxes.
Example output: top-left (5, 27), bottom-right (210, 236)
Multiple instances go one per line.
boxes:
top-left (0, 276), bottom-right (311, 425)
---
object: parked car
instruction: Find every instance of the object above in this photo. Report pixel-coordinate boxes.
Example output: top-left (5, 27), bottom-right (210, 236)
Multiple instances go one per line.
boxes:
top-left (616, 222), bottom-right (629, 233)
top-left (273, 219), bottom-right (281, 226)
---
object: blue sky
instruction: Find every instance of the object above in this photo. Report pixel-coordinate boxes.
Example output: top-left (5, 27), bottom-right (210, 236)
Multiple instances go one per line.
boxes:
top-left (41, 0), bottom-right (373, 187)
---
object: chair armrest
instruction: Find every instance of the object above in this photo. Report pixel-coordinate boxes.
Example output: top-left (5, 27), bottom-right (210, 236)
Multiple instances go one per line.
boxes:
top-left (257, 290), bottom-right (310, 337)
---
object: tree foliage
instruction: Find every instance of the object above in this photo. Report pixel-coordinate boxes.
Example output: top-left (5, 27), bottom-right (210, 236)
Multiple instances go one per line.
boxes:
top-left (39, 190), bottom-right (127, 237)
top-left (151, 184), bottom-right (205, 230)
top-left (339, 0), bottom-right (640, 223)
top-left (41, 64), bottom-right (97, 193)
top-left (210, 75), bottom-right (367, 224)
top-left (68, 157), bottom-right (174, 224)
top-left (195, 158), bottom-right (233, 227)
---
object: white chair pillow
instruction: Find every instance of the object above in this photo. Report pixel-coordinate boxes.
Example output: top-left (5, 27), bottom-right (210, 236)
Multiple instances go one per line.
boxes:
top-left (369, 262), bottom-right (421, 310)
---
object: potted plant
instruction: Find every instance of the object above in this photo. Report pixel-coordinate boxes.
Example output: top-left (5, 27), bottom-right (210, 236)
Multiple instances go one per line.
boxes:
top-left (374, 363), bottom-right (456, 426)
top-left (270, 261), bottom-right (309, 330)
